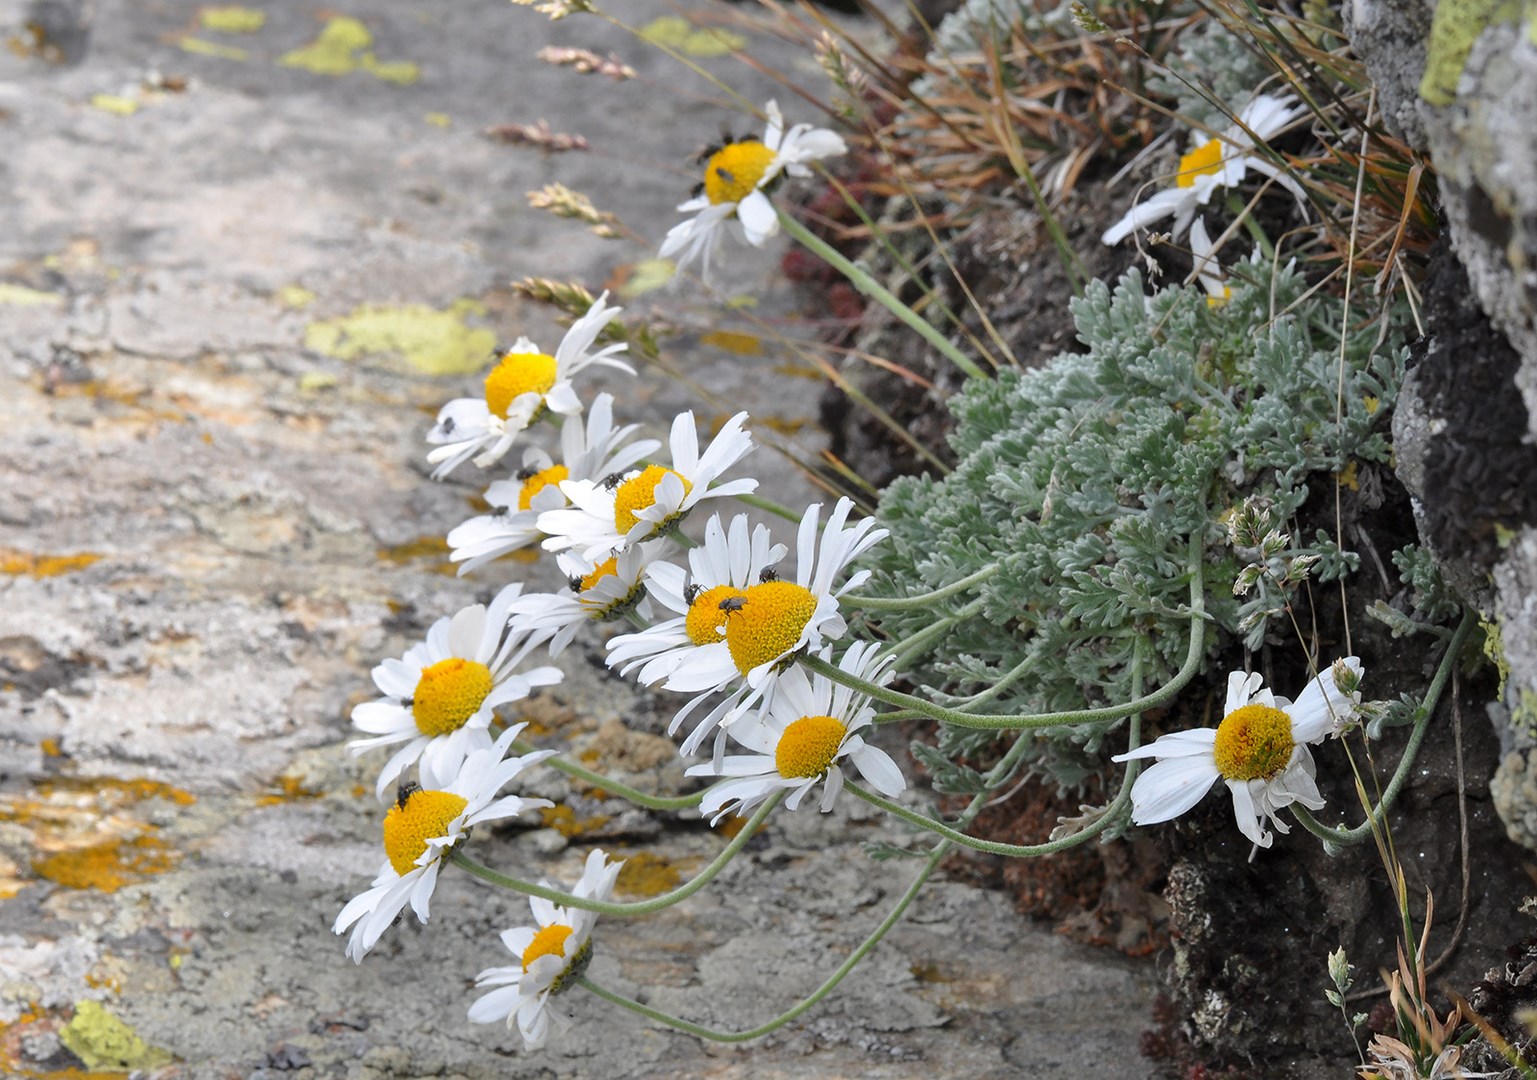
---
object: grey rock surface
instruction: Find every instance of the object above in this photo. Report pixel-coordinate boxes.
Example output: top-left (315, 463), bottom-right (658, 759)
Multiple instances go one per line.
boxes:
top-left (0, 0), bottom-right (1156, 1076)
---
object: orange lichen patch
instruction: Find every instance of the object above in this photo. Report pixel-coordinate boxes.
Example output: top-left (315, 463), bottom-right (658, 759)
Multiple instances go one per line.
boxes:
top-left (0, 549), bottom-right (102, 578)
top-left (39, 738), bottom-right (62, 757)
top-left (772, 362), bottom-right (824, 381)
top-left (716, 813), bottom-right (750, 841)
top-left (255, 774), bottom-right (323, 806)
top-left (752, 415), bottom-right (808, 436)
top-left (83, 970), bottom-right (122, 994)
top-left (0, 853), bottom-right (27, 900)
top-left (350, 784), bottom-right (368, 799)
top-left (614, 851), bottom-right (696, 897)
top-left (37, 378), bottom-right (185, 423)
top-left (375, 535), bottom-right (456, 575)
top-left (538, 805), bottom-right (611, 838)
top-left (698, 330), bottom-right (762, 356)
top-left (31, 834), bottom-right (178, 891)
top-left (34, 777), bottom-right (195, 807)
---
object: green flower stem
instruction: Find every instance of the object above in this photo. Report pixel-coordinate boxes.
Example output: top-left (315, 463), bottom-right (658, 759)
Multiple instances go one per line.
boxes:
top-left (732, 491), bottom-right (804, 524)
top-left (449, 793), bottom-right (780, 915)
top-left (816, 542), bottom-right (1207, 731)
top-left (1291, 611), bottom-right (1476, 846)
top-left (845, 563), bottom-right (1000, 612)
top-left (577, 837), bottom-right (951, 1042)
top-left (885, 597), bottom-right (987, 670)
top-left (511, 739), bottom-right (703, 812)
top-left (775, 210), bottom-right (988, 382)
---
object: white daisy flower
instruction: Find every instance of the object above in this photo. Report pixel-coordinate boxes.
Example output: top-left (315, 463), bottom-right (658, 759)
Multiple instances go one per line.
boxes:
top-left (467, 848), bottom-right (623, 1050)
top-left (446, 394), bottom-right (660, 575)
top-left (1188, 217), bottom-right (1232, 305)
top-left (537, 410), bottom-right (756, 562)
top-left (686, 642), bottom-right (905, 824)
top-left (426, 292), bottom-right (635, 478)
top-left (1101, 93), bottom-right (1307, 247)
top-left (334, 725), bottom-right (554, 963)
top-left (604, 512), bottom-right (787, 687)
top-left (664, 497), bottom-right (888, 759)
top-left (1112, 658), bottom-right (1364, 849)
top-left (507, 540), bottom-right (672, 657)
top-left (349, 584), bottom-right (564, 802)
top-left (659, 100), bottom-right (846, 281)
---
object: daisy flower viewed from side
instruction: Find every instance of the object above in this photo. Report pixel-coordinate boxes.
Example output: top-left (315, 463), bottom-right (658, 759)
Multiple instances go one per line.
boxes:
top-left (348, 583), bottom-right (563, 802)
top-left (1112, 658), bottom-right (1364, 849)
top-left (659, 99), bottom-right (846, 281)
top-left (426, 292), bottom-right (635, 478)
top-left (446, 393), bottom-right (660, 575)
top-left (604, 512), bottom-right (787, 686)
top-left (467, 849), bottom-right (624, 1050)
top-left (334, 725), bottom-right (555, 963)
top-left (665, 497), bottom-right (888, 758)
top-left (1101, 93), bottom-right (1307, 247)
top-left (686, 642), bottom-right (905, 824)
top-left (537, 410), bottom-right (756, 562)
top-left (1188, 217), bottom-right (1231, 305)
top-left (507, 539), bottom-right (672, 657)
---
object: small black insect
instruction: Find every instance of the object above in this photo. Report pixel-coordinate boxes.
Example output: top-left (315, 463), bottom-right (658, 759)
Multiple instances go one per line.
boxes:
top-left (683, 582), bottom-right (702, 606)
top-left (568, 574), bottom-right (587, 593)
top-left (718, 596), bottom-right (747, 616)
top-left (439, 416), bottom-right (456, 436)
top-left (758, 566), bottom-right (779, 583)
top-left (601, 471), bottom-right (625, 491)
top-left (396, 780), bottom-right (422, 811)
top-left (516, 465), bottom-right (539, 481)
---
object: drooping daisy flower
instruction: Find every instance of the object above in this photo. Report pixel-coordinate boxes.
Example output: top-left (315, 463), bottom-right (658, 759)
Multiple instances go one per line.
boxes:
top-left (664, 497), bottom-right (888, 758)
top-left (1188, 217), bottom-right (1231, 305)
top-left (686, 642), bottom-right (905, 824)
top-left (1101, 93), bottom-right (1307, 247)
top-left (507, 540), bottom-right (672, 657)
top-left (659, 100), bottom-right (846, 281)
top-left (604, 512), bottom-right (787, 686)
top-left (467, 848), bottom-right (623, 1050)
top-left (446, 394), bottom-right (660, 575)
top-left (426, 293), bottom-right (634, 478)
top-left (1112, 658), bottom-right (1364, 849)
top-left (537, 410), bottom-right (756, 562)
top-left (334, 725), bottom-right (554, 962)
top-left (349, 583), bottom-right (564, 802)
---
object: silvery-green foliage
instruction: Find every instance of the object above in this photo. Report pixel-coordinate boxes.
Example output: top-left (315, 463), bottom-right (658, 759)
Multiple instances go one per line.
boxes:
top-left (865, 266), bottom-right (1408, 783)
top-left (1147, 18), bottom-right (1274, 130)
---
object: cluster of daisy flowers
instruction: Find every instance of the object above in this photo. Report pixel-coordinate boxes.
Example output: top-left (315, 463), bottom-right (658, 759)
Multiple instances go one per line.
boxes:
top-left (330, 90), bottom-right (1383, 1054)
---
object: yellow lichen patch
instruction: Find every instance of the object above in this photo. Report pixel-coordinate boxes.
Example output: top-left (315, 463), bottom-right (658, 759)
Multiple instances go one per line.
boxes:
top-left (773, 362), bottom-right (824, 381)
top-left (754, 415), bottom-right (808, 436)
top-left (255, 774), bottom-right (323, 807)
top-left (35, 777), bottom-right (196, 807)
top-left (425, 112), bottom-right (451, 128)
top-left (614, 258), bottom-right (676, 299)
top-left (278, 15), bottom-right (418, 84)
top-left (178, 37), bottom-right (247, 60)
top-left (276, 284), bottom-right (315, 309)
top-left (304, 300), bottom-right (495, 376)
top-left (89, 94), bottom-right (140, 116)
top-left (297, 370), bottom-right (337, 392)
top-left (0, 852), bottom-right (27, 900)
top-left (0, 283), bottom-right (64, 306)
top-left (375, 535), bottom-right (456, 575)
top-left (1336, 461), bottom-right (1359, 491)
top-left (616, 851), bottom-right (697, 897)
top-left (0, 549), bottom-right (101, 578)
top-left (200, 5), bottom-right (266, 32)
top-left (32, 834), bottom-right (178, 892)
top-left (59, 1000), bottom-right (173, 1072)
top-left (40, 738), bottom-right (63, 757)
top-left (699, 330), bottom-right (762, 356)
top-left (638, 15), bottom-right (746, 57)
top-left (538, 805), bottom-right (611, 838)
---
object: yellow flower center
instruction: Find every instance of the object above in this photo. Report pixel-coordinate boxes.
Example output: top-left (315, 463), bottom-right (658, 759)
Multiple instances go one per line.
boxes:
top-left (518, 464), bottom-right (569, 510)
top-left (483, 351), bottom-right (557, 419)
top-left (703, 140), bottom-right (778, 205)
top-left (725, 580), bottom-right (818, 675)
top-left (412, 657), bottom-right (494, 737)
top-left (685, 585), bottom-right (747, 646)
top-left (775, 714), bottom-right (846, 779)
top-left (1211, 703), bottom-right (1294, 782)
top-left (1176, 139), bottom-right (1225, 188)
top-left (579, 556), bottom-right (619, 593)
top-left (382, 789), bottom-right (469, 875)
top-left (613, 465), bottom-right (692, 534)
top-left (522, 923), bottom-right (575, 970)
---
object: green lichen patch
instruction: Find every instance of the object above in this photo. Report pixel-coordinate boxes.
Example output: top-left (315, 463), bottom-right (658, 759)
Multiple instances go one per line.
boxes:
top-left (304, 300), bottom-right (495, 376)
top-left (59, 1000), bottom-right (173, 1071)
top-left (278, 15), bottom-right (419, 84)
top-left (1420, 0), bottom-right (1527, 105)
